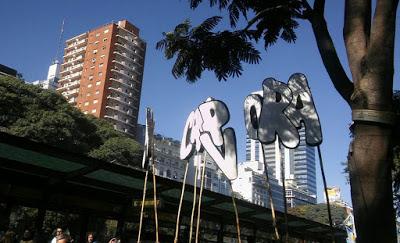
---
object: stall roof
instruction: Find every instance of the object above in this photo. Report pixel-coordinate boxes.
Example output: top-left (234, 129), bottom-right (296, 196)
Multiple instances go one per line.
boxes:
top-left (0, 132), bottom-right (346, 241)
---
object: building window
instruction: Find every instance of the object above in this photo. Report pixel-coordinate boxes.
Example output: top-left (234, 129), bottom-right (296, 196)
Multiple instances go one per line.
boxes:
top-left (91, 109), bottom-right (96, 113)
top-left (88, 75), bottom-right (94, 80)
top-left (93, 49), bottom-right (98, 54)
top-left (86, 93), bottom-right (91, 97)
top-left (100, 54), bottom-right (105, 59)
top-left (102, 46), bottom-right (106, 50)
top-left (99, 63), bottom-right (103, 68)
top-left (98, 72), bottom-right (103, 76)
top-left (94, 41), bottom-right (99, 45)
top-left (91, 58), bottom-right (96, 63)
top-left (95, 33), bottom-right (100, 37)
top-left (95, 90), bottom-right (100, 95)
top-left (87, 84), bottom-right (92, 88)
top-left (104, 29), bottom-right (109, 34)
top-left (84, 102), bottom-right (89, 106)
top-left (93, 99), bottom-right (98, 104)
top-left (103, 38), bottom-right (107, 42)
top-left (83, 111), bottom-right (88, 114)
top-left (96, 81), bottom-right (101, 86)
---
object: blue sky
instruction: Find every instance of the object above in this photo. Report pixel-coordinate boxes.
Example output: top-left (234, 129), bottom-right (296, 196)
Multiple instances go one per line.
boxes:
top-left (1, 1), bottom-right (399, 204)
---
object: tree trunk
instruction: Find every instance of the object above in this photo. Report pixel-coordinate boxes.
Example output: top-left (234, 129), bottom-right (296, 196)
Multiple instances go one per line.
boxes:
top-left (349, 123), bottom-right (396, 242)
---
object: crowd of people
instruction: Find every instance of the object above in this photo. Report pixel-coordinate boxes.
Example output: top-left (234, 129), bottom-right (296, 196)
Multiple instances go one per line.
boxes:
top-left (0, 228), bottom-right (121, 243)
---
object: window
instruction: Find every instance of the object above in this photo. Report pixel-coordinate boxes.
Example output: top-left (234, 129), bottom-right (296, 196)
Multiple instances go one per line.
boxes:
top-left (95, 90), bottom-right (100, 95)
top-left (83, 111), bottom-right (88, 114)
top-left (103, 38), bottom-right (107, 42)
top-left (86, 93), bottom-right (91, 97)
top-left (87, 84), bottom-right (92, 88)
top-left (104, 29), bottom-right (109, 34)
top-left (91, 58), bottom-right (96, 63)
top-left (93, 49), bottom-right (98, 54)
top-left (99, 63), bottom-right (103, 68)
top-left (93, 99), bottom-right (98, 104)
top-left (90, 65), bottom-right (95, 69)
top-left (98, 72), bottom-right (103, 76)
top-left (95, 33), bottom-right (100, 37)
top-left (91, 109), bottom-right (96, 113)
top-left (94, 41), bottom-right (99, 45)
top-left (84, 102), bottom-right (89, 106)
top-left (96, 81), bottom-right (101, 86)
top-left (88, 75), bottom-right (93, 81)
top-left (100, 54), bottom-right (105, 59)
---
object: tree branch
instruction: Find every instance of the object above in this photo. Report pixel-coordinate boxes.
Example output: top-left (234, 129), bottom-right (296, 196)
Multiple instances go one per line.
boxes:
top-left (309, 0), bottom-right (354, 105)
top-left (344, 0), bottom-right (371, 83)
top-left (243, 5), bottom-right (285, 31)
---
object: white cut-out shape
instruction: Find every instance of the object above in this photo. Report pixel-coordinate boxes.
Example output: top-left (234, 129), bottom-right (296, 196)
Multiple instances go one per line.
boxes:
top-left (200, 127), bottom-right (238, 180)
top-left (244, 93), bottom-right (263, 140)
top-left (142, 108), bottom-right (154, 169)
top-left (258, 78), bottom-right (299, 148)
top-left (180, 111), bottom-right (195, 160)
top-left (198, 98), bottom-right (229, 147)
top-left (285, 73), bottom-right (323, 146)
top-left (191, 109), bottom-right (204, 153)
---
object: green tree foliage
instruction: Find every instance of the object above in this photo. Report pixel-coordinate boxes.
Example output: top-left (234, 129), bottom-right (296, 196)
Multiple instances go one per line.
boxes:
top-left (288, 203), bottom-right (347, 227)
top-left (0, 75), bottom-right (142, 167)
top-left (89, 137), bottom-right (143, 167)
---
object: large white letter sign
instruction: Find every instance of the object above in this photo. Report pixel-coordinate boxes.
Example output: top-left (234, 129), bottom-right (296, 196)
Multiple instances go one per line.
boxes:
top-left (180, 97), bottom-right (238, 180)
top-left (244, 73), bottom-right (322, 149)
top-left (284, 73), bottom-right (322, 146)
top-left (142, 108), bottom-right (154, 169)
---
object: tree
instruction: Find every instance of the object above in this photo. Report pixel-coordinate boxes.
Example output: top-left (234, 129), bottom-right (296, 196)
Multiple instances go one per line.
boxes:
top-left (157, 1), bottom-right (399, 241)
top-left (0, 75), bottom-right (142, 167)
top-left (88, 137), bottom-right (143, 168)
top-left (288, 203), bottom-right (347, 226)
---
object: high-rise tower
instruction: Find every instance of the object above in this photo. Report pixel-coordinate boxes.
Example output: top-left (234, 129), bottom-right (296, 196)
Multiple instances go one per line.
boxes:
top-left (245, 127), bottom-right (317, 197)
top-left (57, 20), bottom-right (146, 137)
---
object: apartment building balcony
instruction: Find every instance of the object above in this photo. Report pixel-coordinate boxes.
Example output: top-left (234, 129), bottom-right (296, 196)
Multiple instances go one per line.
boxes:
top-left (113, 51), bottom-right (143, 67)
top-left (62, 55), bottom-right (84, 68)
top-left (115, 32), bottom-right (145, 52)
top-left (108, 87), bottom-right (136, 100)
top-left (114, 42), bottom-right (143, 60)
top-left (65, 34), bottom-right (88, 48)
top-left (60, 63), bottom-right (84, 75)
top-left (104, 115), bottom-right (136, 129)
top-left (109, 77), bottom-right (138, 91)
top-left (57, 80), bottom-right (80, 92)
top-left (59, 72), bottom-right (82, 84)
top-left (110, 68), bottom-right (135, 81)
top-left (112, 60), bottom-right (141, 76)
top-left (64, 47), bottom-right (86, 58)
top-left (107, 95), bottom-right (135, 107)
top-left (105, 105), bottom-right (136, 119)
top-left (62, 88), bottom-right (79, 99)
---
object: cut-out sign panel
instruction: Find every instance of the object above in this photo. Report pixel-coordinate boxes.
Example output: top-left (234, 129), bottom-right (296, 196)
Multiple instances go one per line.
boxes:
top-left (142, 108), bottom-right (154, 169)
top-left (244, 73), bottom-right (322, 149)
top-left (180, 97), bottom-right (238, 180)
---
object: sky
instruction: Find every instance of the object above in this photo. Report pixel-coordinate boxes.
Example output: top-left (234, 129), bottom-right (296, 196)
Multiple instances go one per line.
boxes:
top-left (1, 1), bottom-right (399, 204)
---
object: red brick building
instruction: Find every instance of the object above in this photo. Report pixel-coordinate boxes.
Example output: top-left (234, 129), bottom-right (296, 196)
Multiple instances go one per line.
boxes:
top-left (58, 20), bottom-right (146, 137)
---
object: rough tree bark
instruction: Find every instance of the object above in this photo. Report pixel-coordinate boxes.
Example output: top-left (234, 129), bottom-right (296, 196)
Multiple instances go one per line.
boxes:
top-left (306, 0), bottom-right (399, 241)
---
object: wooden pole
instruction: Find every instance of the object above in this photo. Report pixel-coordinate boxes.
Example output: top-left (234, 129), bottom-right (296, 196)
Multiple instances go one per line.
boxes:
top-left (189, 155), bottom-right (200, 242)
top-left (229, 182), bottom-right (242, 243)
top-left (195, 152), bottom-right (207, 243)
top-left (260, 143), bottom-right (280, 240)
top-left (174, 161), bottom-right (189, 243)
top-left (137, 170), bottom-right (149, 243)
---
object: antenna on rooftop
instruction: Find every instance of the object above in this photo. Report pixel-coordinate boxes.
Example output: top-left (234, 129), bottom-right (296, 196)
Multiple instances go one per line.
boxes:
top-left (54, 18), bottom-right (65, 64)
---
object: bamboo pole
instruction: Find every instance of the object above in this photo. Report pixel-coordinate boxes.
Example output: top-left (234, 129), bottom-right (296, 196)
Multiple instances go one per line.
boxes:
top-left (260, 143), bottom-right (280, 240)
top-left (229, 182), bottom-right (242, 243)
top-left (195, 152), bottom-right (207, 243)
top-left (137, 170), bottom-right (149, 243)
top-left (174, 161), bottom-right (189, 243)
top-left (189, 155), bottom-right (200, 242)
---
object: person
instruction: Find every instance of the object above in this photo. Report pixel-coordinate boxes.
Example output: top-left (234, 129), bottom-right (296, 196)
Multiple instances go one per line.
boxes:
top-left (56, 233), bottom-right (70, 243)
top-left (108, 237), bottom-right (120, 243)
top-left (50, 228), bottom-right (63, 243)
top-left (19, 229), bottom-right (34, 243)
top-left (86, 232), bottom-right (97, 243)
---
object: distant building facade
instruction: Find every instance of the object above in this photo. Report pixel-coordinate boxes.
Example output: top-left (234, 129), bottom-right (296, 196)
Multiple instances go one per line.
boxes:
top-left (0, 64), bottom-right (17, 77)
top-left (58, 20), bottom-right (146, 137)
top-left (245, 127), bottom-right (317, 206)
top-left (32, 61), bottom-right (61, 90)
top-left (232, 161), bottom-right (285, 212)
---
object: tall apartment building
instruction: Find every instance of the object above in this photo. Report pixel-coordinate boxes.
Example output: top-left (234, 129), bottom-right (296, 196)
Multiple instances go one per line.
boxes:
top-left (246, 127), bottom-right (317, 204)
top-left (32, 61), bottom-right (61, 90)
top-left (58, 20), bottom-right (146, 137)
